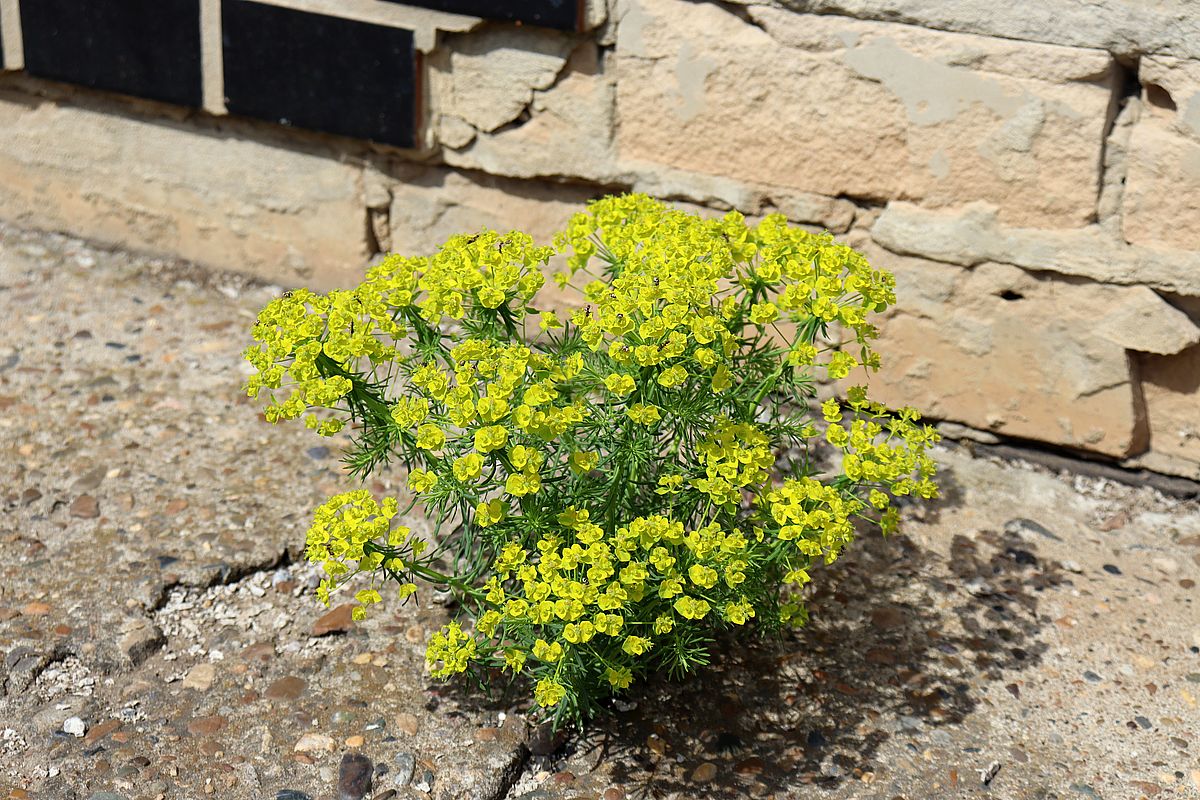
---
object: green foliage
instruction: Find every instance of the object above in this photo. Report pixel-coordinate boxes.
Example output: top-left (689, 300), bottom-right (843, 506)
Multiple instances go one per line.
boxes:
top-left (244, 194), bottom-right (939, 727)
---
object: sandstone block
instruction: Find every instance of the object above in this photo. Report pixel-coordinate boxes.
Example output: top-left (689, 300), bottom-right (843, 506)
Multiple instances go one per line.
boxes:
top-left (438, 41), bottom-right (619, 183)
top-left (1122, 56), bottom-right (1200, 252)
top-left (755, 0), bottom-right (1200, 60)
top-left (0, 93), bottom-right (368, 289)
top-left (862, 245), bottom-right (1145, 456)
top-left (1138, 345), bottom-right (1200, 477)
top-left (388, 166), bottom-right (595, 256)
top-left (430, 25), bottom-right (575, 135)
top-left (872, 201), bottom-right (1200, 296)
top-left (616, 0), bottom-right (1113, 227)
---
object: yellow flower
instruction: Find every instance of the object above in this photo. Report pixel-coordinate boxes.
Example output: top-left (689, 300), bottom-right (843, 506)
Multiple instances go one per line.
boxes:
top-left (673, 596), bottom-right (711, 620)
top-left (415, 423), bottom-right (445, 451)
top-left (532, 639), bottom-right (564, 663)
top-left (453, 453), bottom-right (484, 482)
top-left (475, 499), bottom-right (507, 527)
top-left (687, 564), bottom-right (718, 589)
top-left (569, 451), bottom-right (599, 475)
top-left (656, 365), bottom-right (687, 388)
top-left (539, 311), bottom-right (562, 330)
top-left (534, 678), bottom-right (566, 707)
top-left (407, 469), bottom-right (438, 493)
top-left (750, 302), bottom-right (779, 325)
top-left (621, 635), bottom-right (652, 656)
top-left (604, 373), bottom-right (636, 398)
top-left (605, 666), bottom-right (633, 689)
top-left (626, 404), bottom-right (661, 425)
top-left (474, 425), bottom-right (509, 453)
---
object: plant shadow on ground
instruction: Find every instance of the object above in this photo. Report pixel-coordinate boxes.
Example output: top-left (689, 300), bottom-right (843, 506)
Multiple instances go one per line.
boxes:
top-left (551, 462), bottom-right (1066, 798)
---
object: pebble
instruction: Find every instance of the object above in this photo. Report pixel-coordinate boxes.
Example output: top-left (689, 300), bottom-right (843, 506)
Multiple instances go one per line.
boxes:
top-left (182, 663), bottom-right (217, 691)
top-left (63, 717), bottom-right (87, 737)
top-left (275, 792), bottom-right (313, 800)
top-left (294, 733), bottom-right (336, 753)
top-left (1083, 671), bottom-right (1104, 683)
top-left (187, 715), bottom-right (228, 736)
top-left (394, 713), bottom-right (420, 736)
top-left (266, 676), bottom-right (308, 700)
top-left (690, 762), bottom-right (718, 783)
top-left (83, 720), bottom-right (121, 745)
top-left (312, 604), bottom-right (356, 636)
top-left (87, 794), bottom-right (128, 800)
top-left (307, 446), bottom-right (331, 460)
top-left (345, 735), bottom-right (365, 748)
top-left (1102, 564), bottom-right (1122, 575)
top-left (412, 769), bottom-right (435, 794)
top-left (70, 495), bottom-right (100, 519)
top-left (338, 752), bottom-right (373, 800)
top-left (392, 752), bottom-right (416, 787)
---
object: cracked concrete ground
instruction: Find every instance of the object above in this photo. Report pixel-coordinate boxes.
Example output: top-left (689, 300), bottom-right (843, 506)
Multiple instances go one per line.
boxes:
top-left (1, 224), bottom-right (1198, 800)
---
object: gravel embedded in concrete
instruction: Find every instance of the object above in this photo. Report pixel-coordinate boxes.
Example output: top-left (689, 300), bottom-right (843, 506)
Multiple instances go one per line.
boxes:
top-left (1, 224), bottom-right (1198, 799)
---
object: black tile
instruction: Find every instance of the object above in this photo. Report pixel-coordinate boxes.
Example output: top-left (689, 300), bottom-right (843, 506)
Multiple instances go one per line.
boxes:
top-left (222, 1), bottom-right (417, 149)
top-left (20, 0), bottom-right (202, 107)
top-left (384, 0), bottom-right (579, 31)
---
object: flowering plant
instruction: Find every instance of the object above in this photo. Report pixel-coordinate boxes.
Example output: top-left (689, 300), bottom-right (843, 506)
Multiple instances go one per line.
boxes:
top-left (244, 194), bottom-right (938, 726)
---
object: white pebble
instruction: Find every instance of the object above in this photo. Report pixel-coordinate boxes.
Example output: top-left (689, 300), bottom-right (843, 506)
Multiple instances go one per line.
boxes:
top-left (62, 717), bottom-right (86, 737)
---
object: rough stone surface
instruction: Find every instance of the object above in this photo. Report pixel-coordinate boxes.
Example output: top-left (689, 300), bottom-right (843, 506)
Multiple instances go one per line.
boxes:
top-left (1138, 345), bottom-right (1200, 478)
top-left (1122, 56), bottom-right (1200, 252)
top-left (3, 223), bottom-right (1200, 800)
top-left (0, 90), bottom-right (368, 290)
top-left (871, 201), bottom-right (1200, 295)
top-left (388, 166), bottom-right (596, 256)
top-left (1078, 284), bottom-right (1200, 356)
top-left (430, 26), bottom-right (575, 135)
top-left (616, 0), bottom-right (1114, 227)
top-left (856, 243), bottom-right (1146, 457)
top-left (752, 0), bottom-right (1200, 60)
top-left (438, 41), bottom-right (619, 184)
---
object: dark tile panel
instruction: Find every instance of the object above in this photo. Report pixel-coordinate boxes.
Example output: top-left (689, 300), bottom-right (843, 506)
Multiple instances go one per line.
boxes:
top-left (222, 1), bottom-right (417, 149)
top-left (385, 0), bottom-right (579, 31)
top-left (20, 0), bottom-right (202, 107)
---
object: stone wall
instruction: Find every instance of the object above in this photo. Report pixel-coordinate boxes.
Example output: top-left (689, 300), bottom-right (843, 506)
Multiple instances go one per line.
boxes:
top-left (0, 0), bottom-right (1197, 478)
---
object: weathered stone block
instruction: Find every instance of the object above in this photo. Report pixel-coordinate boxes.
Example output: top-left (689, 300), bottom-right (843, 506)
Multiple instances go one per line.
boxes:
top-left (1122, 56), bottom-right (1200, 253)
top-left (437, 40), bottom-right (619, 183)
top-left (861, 243), bottom-right (1149, 456)
top-left (0, 93), bottom-right (368, 289)
top-left (615, 0), bottom-right (1113, 227)
top-left (872, 201), bottom-right (1200, 296)
top-left (429, 25), bottom-right (575, 135)
top-left (1138, 345), bottom-right (1200, 478)
top-left (387, 165), bottom-right (596, 255)
top-left (754, 0), bottom-right (1200, 60)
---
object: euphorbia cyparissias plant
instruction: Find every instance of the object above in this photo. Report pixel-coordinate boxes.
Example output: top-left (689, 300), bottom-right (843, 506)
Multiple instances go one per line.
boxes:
top-left (244, 194), bottom-right (939, 726)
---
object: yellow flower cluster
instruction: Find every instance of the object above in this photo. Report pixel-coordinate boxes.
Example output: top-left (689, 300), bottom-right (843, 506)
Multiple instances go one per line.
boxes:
top-left (248, 193), bottom-right (940, 724)
top-left (693, 418), bottom-right (776, 506)
top-left (425, 508), bottom-right (761, 707)
top-left (425, 622), bottom-right (476, 678)
top-left (304, 490), bottom-right (421, 619)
